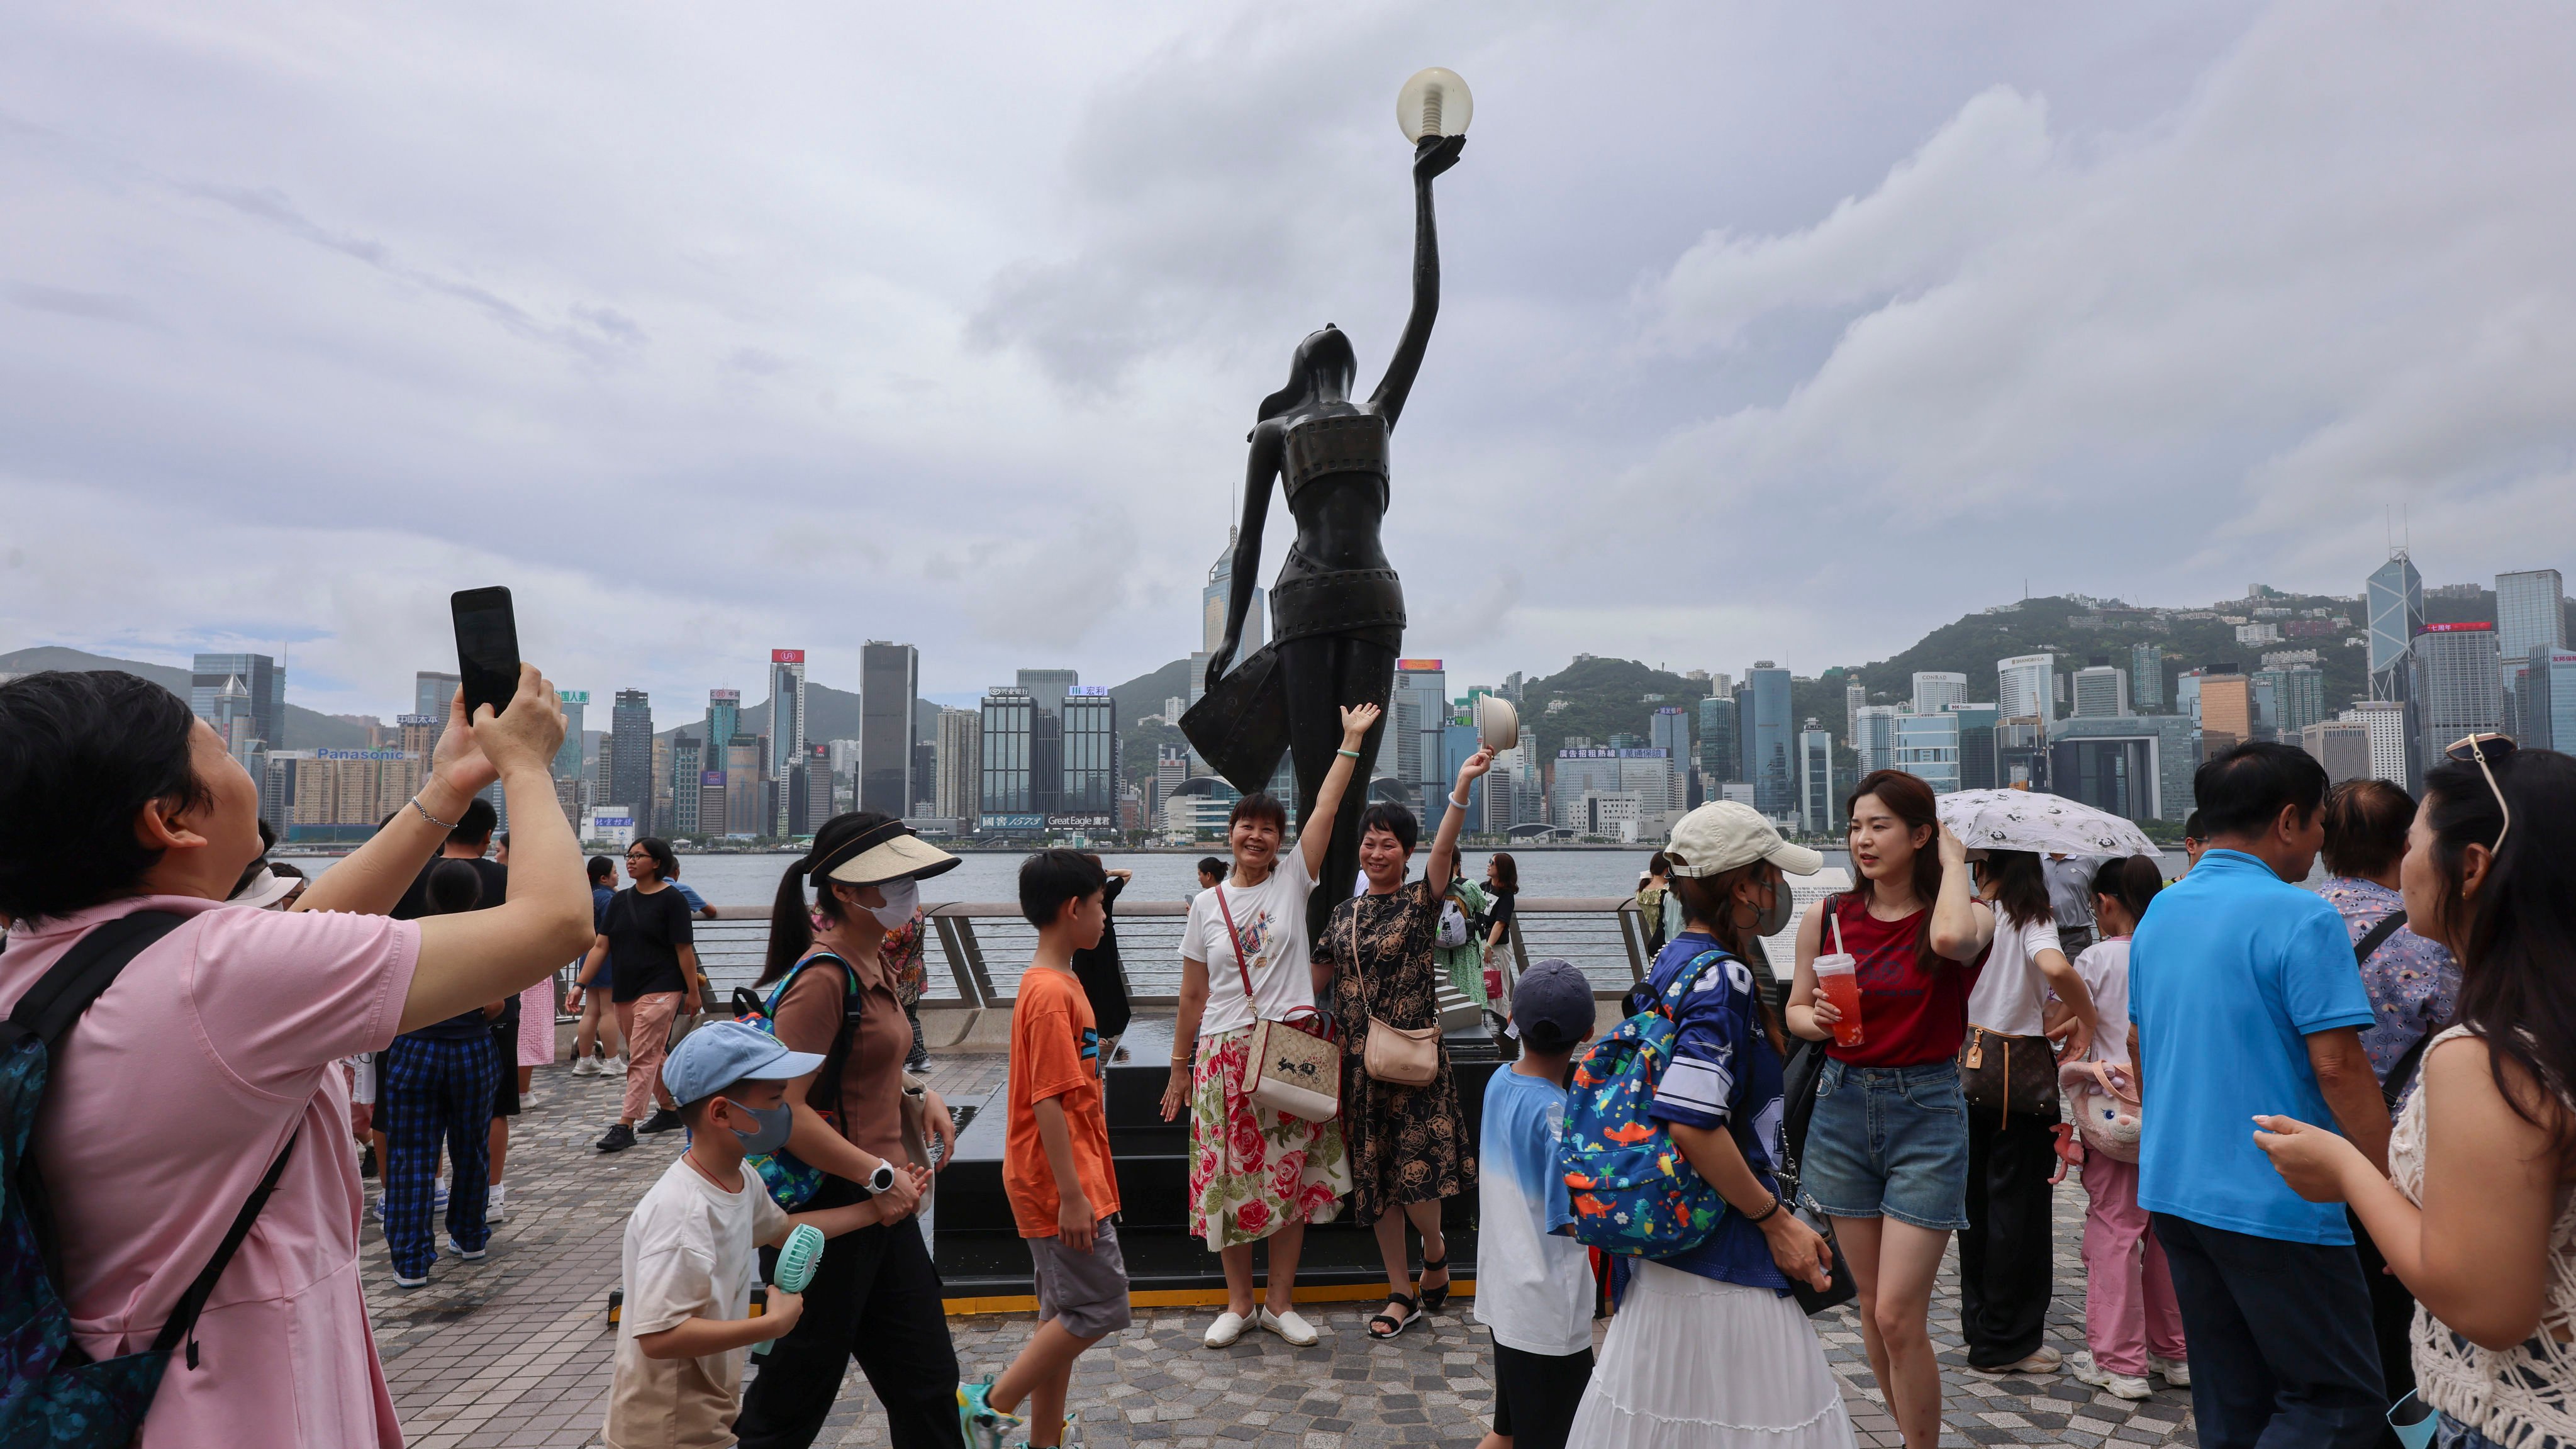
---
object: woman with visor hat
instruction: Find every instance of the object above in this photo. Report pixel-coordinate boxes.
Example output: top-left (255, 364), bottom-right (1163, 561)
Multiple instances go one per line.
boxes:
top-left (735, 812), bottom-right (967, 1449)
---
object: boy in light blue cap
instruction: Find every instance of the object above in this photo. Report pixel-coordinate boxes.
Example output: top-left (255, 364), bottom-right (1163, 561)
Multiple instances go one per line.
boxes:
top-left (603, 1021), bottom-right (913, 1449)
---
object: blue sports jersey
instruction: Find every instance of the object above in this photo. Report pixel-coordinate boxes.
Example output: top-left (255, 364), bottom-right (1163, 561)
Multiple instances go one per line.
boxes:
top-left (1634, 931), bottom-right (1791, 1294)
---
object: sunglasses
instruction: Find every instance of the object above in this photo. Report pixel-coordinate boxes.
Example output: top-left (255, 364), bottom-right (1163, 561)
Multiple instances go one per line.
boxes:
top-left (2445, 733), bottom-right (2518, 857)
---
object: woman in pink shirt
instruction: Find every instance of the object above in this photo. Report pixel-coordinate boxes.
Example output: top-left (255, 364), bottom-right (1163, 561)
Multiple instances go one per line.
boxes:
top-left (0, 664), bottom-right (594, 1447)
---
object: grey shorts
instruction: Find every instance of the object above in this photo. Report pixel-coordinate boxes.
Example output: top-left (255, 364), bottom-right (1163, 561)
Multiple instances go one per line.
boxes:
top-left (1028, 1217), bottom-right (1133, 1339)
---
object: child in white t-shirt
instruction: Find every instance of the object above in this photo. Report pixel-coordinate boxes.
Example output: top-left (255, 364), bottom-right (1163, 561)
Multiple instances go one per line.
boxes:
top-left (605, 1022), bottom-right (920, 1449)
top-left (2060, 857), bottom-right (2186, 1402)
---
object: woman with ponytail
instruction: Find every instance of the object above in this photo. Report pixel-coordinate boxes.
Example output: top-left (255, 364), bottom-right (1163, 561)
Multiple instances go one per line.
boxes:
top-left (734, 813), bottom-right (966, 1449)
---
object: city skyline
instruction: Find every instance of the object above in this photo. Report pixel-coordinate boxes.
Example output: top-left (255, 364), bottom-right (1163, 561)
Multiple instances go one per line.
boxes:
top-left (9, 9), bottom-right (2576, 719)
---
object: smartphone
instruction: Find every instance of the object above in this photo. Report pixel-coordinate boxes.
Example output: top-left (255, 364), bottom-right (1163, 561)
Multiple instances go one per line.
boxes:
top-left (450, 586), bottom-right (520, 720)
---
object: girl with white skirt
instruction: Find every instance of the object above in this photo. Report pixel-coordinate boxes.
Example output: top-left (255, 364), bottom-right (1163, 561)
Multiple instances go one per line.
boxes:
top-left (1568, 803), bottom-right (1856, 1449)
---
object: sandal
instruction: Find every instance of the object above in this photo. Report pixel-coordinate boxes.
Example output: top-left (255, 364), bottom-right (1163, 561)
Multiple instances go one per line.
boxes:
top-left (1417, 1253), bottom-right (1451, 1312)
top-left (1367, 1292), bottom-right (1419, 1340)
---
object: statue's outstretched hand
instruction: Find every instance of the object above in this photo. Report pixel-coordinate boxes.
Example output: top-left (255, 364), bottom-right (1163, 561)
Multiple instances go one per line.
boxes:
top-left (1414, 133), bottom-right (1464, 182)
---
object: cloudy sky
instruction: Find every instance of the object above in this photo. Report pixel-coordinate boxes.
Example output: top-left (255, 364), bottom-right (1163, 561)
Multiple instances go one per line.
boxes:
top-left (5, 1), bottom-right (2572, 716)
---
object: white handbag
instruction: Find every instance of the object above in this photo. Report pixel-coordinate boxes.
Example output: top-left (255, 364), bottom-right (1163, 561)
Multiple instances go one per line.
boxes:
top-left (1216, 886), bottom-right (1342, 1124)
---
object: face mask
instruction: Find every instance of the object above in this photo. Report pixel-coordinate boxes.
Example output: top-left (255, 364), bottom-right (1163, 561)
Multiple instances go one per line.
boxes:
top-left (866, 877), bottom-right (919, 931)
top-left (1752, 873), bottom-right (1794, 937)
top-left (721, 1097), bottom-right (795, 1156)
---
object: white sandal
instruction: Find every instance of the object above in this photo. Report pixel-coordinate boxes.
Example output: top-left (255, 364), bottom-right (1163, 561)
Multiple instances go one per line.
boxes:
top-left (1203, 1310), bottom-right (1250, 1348)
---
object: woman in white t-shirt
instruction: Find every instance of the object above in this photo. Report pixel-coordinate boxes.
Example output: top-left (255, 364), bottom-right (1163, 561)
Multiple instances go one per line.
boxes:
top-left (1160, 702), bottom-right (1378, 1350)
top-left (1957, 848), bottom-right (2099, 1377)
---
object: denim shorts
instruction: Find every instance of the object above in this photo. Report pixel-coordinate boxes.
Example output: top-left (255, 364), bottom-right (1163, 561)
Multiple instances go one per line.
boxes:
top-left (1800, 1057), bottom-right (1971, 1231)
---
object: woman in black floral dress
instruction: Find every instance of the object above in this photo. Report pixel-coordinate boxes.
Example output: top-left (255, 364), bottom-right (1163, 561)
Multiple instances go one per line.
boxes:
top-left (1320, 746), bottom-right (1492, 1338)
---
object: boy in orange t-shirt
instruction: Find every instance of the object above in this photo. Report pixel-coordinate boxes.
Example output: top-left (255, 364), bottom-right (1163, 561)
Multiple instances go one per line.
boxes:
top-left (958, 849), bottom-right (1127, 1449)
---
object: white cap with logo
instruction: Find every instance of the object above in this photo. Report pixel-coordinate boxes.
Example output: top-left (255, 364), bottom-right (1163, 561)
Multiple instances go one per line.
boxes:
top-left (1663, 801), bottom-right (1824, 879)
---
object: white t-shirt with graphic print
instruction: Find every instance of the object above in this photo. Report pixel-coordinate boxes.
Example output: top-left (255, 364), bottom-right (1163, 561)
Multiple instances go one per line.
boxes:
top-left (1181, 850), bottom-right (1319, 1038)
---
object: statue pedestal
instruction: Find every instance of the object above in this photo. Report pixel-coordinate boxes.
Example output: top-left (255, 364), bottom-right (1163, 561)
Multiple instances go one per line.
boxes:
top-left (930, 1016), bottom-right (1503, 1302)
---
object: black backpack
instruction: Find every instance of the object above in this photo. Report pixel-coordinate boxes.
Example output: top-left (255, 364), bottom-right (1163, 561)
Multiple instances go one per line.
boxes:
top-left (0, 912), bottom-right (299, 1445)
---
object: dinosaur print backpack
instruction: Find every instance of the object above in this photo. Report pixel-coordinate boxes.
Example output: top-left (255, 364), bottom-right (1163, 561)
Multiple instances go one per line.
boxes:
top-left (1557, 948), bottom-right (1731, 1256)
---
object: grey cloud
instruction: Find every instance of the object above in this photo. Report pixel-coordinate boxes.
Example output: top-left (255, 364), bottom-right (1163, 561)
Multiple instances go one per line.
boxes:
top-left (7, 282), bottom-right (156, 326)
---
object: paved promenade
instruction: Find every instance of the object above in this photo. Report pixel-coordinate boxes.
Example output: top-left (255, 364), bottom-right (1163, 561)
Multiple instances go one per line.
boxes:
top-left (368, 1057), bottom-right (2200, 1449)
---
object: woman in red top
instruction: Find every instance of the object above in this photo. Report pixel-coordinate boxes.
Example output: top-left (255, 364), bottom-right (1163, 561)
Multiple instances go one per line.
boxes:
top-left (1788, 770), bottom-right (1994, 1449)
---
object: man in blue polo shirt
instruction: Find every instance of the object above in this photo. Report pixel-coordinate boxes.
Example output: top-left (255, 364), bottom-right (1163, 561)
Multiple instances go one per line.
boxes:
top-left (2132, 742), bottom-right (2390, 1449)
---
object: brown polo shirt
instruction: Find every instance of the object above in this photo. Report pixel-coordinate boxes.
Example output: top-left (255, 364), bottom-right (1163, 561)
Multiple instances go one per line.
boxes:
top-left (769, 949), bottom-right (913, 1171)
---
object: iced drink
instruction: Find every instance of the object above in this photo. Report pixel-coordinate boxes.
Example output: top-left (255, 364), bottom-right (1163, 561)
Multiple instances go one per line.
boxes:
top-left (1813, 953), bottom-right (1864, 1049)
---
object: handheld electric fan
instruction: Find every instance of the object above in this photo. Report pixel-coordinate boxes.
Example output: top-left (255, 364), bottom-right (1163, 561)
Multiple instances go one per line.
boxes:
top-left (754, 1224), bottom-right (826, 1357)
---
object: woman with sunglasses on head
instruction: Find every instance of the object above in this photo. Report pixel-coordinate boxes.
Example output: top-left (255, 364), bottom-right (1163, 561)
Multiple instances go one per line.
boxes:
top-left (570, 836), bottom-right (700, 1152)
top-left (2256, 737), bottom-right (2576, 1449)
top-left (1787, 770), bottom-right (1995, 1449)
top-left (733, 812), bottom-right (961, 1449)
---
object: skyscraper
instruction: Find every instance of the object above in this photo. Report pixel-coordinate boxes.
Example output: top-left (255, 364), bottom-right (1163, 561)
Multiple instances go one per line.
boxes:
top-left (1893, 712), bottom-right (1962, 794)
top-left (554, 690), bottom-right (588, 785)
top-left (705, 690), bottom-right (740, 767)
top-left (767, 651), bottom-right (806, 836)
top-left (1393, 659), bottom-right (1449, 824)
top-left (2345, 702), bottom-right (2412, 786)
top-left (2253, 666), bottom-right (2326, 738)
top-left (670, 736), bottom-right (702, 835)
top-left (610, 690), bottom-right (655, 834)
top-left (2524, 647), bottom-right (2576, 752)
top-left (1059, 686), bottom-right (1119, 826)
top-left (192, 654), bottom-right (285, 755)
top-left (2131, 642), bottom-right (2164, 712)
top-left (1648, 707), bottom-right (1690, 809)
top-left (723, 736), bottom-right (764, 836)
top-left (1844, 681), bottom-right (1868, 748)
top-left (1997, 654), bottom-right (2055, 722)
top-left (1853, 705), bottom-right (1899, 773)
top-left (1910, 672), bottom-right (1966, 716)
top-left (2417, 624), bottom-right (2502, 769)
top-left (2368, 551), bottom-right (2426, 790)
top-left (981, 686), bottom-right (1035, 827)
top-left (2072, 665), bottom-right (2129, 719)
top-left (2497, 569), bottom-right (2567, 661)
top-left (1203, 527), bottom-right (1266, 655)
top-left (2200, 669), bottom-right (2252, 746)
top-left (1697, 693), bottom-right (1738, 785)
top-left (1741, 663), bottom-right (1793, 819)
top-left (1798, 727), bottom-right (1835, 835)
top-left (1950, 703), bottom-right (2000, 790)
top-left (413, 671), bottom-right (462, 729)
top-left (861, 641), bottom-right (919, 817)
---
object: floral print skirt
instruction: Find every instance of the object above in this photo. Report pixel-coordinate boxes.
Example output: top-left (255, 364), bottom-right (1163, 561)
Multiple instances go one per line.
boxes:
top-left (1188, 1026), bottom-right (1351, 1248)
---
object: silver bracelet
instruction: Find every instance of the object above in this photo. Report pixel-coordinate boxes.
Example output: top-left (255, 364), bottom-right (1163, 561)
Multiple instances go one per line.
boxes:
top-left (409, 795), bottom-right (459, 832)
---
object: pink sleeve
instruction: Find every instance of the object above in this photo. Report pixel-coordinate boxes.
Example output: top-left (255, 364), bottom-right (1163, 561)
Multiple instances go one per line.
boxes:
top-left (185, 907), bottom-right (422, 1099)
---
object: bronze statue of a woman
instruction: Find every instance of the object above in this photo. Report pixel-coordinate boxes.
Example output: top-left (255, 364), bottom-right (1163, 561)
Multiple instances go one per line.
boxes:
top-left (1184, 128), bottom-right (1466, 935)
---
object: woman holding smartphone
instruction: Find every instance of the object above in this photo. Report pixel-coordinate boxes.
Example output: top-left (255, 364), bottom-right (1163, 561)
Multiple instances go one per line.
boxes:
top-left (1787, 770), bottom-right (1993, 1449)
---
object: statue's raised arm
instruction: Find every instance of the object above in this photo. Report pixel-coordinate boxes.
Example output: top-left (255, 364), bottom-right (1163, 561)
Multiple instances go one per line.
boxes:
top-left (1371, 133), bottom-right (1464, 431)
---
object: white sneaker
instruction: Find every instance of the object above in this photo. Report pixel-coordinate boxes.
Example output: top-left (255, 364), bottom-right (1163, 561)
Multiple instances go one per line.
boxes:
top-left (1258, 1307), bottom-right (1319, 1346)
top-left (449, 1237), bottom-right (488, 1262)
top-left (391, 1269), bottom-right (428, 1289)
top-left (603, 1056), bottom-right (628, 1078)
top-left (1202, 1311), bottom-right (1250, 1348)
top-left (2070, 1351), bottom-right (2152, 1400)
top-left (2151, 1354), bottom-right (2191, 1387)
top-left (1968, 1345), bottom-right (2061, 1378)
top-left (487, 1184), bottom-right (506, 1222)
top-left (571, 1055), bottom-right (598, 1077)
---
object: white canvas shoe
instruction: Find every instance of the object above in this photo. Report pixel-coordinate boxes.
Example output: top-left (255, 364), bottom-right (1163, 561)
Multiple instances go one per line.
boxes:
top-left (571, 1055), bottom-right (598, 1077)
top-left (1258, 1307), bottom-right (1319, 1346)
top-left (2151, 1355), bottom-right (2192, 1387)
top-left (486, 1183), bottom-right (506, 1222)
top-left (1202, 1311), bottom-right (1250, 1348)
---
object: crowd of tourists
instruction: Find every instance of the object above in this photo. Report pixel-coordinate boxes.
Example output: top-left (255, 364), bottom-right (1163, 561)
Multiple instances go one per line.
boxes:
top-left (6, 660), bottom-right (2574, 1449)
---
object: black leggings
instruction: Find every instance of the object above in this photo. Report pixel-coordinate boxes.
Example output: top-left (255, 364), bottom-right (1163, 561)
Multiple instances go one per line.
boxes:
top-left (736, 1180), bottom-right (963, 1449)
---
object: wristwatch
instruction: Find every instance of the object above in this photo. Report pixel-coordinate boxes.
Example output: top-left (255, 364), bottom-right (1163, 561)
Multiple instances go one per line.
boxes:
top-left (866, 1161), bottom-right (898, 1194)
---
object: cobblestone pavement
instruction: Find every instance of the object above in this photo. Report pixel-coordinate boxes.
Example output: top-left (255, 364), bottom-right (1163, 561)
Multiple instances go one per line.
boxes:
top-left (369, 1056), bottom-right (2197, 1448)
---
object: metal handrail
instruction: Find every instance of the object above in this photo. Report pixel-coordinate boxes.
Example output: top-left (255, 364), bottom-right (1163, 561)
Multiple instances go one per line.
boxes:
top-left (682, 897), bottom-right (1662, 1010)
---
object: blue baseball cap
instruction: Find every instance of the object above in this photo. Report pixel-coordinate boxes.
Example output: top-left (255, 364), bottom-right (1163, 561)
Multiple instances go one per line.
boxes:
top-left (661, 1021), bottom-right (827, 1105)
top-left (1512, 959), bottom-right (1598, 1053)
